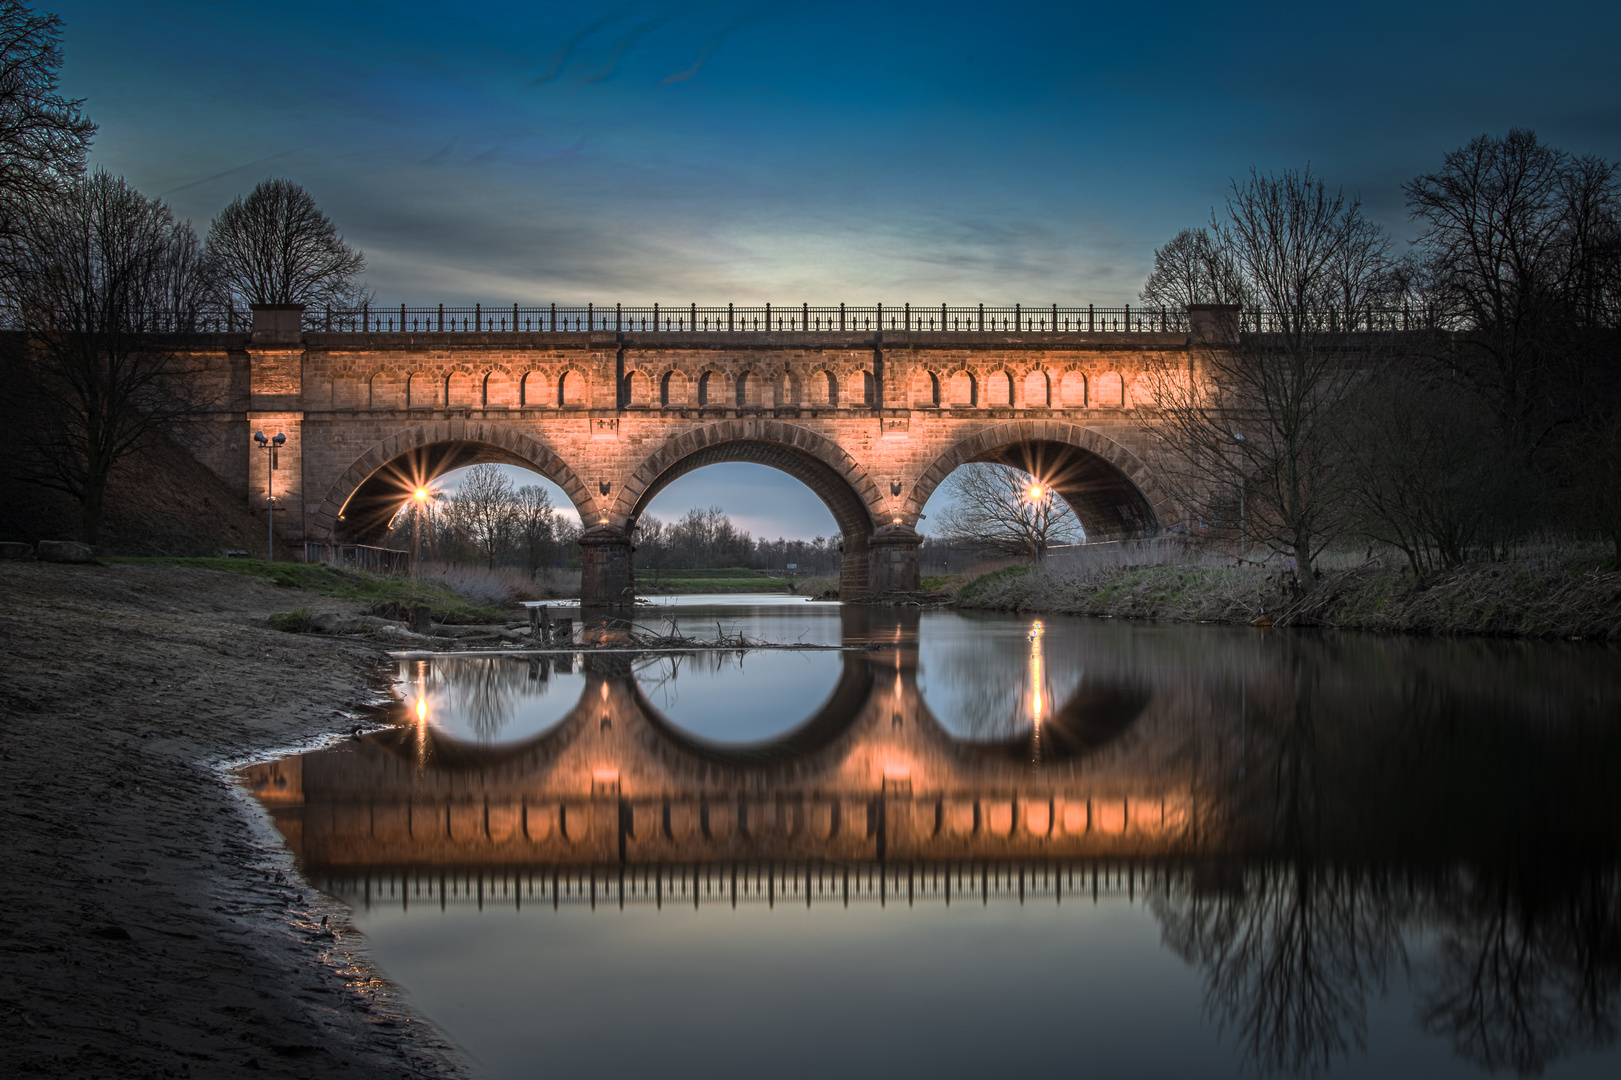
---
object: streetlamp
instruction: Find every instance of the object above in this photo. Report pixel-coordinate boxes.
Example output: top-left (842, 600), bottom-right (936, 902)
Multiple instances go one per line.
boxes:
top-left (1232, 432), bottom-right (1247, 558)
top-left (411, 486), bottom-right (429, 577)
top-left (1024, 480), bottom-right (1053, 560)
top-left (253, 431), bottom-right (286, 561)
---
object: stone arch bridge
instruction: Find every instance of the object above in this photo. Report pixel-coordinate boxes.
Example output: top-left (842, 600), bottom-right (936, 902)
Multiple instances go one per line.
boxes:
top-left (176, 305), bottom-right (1237, 604)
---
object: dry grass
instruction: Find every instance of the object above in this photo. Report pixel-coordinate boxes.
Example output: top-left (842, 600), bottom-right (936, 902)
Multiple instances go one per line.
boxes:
top-left (954, 539), bottom-right (1621, 639)
top-left (419, 563), bottom-right (579, 606)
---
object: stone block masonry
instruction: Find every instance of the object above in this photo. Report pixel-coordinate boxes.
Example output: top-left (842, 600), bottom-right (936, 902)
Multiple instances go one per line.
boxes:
top-left (166, 308), bottom-right (1208, 606)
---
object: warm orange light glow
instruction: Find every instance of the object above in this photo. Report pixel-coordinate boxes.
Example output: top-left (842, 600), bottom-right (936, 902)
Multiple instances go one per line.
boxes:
top-left (592, 767), bottom-right (620, 783)
top-left (414, 487), bottom-right (428, 501)
top-left (1028, 484), bottom-right (1044, 499)
top-left (415, 695), bottom-right (427, 721)
top-left (883, 763), bottom-right (912, 781)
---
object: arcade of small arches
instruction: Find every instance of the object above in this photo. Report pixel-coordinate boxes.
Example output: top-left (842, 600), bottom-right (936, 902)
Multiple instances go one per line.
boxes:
top-left (323, 361), bottom-right (1132, 412)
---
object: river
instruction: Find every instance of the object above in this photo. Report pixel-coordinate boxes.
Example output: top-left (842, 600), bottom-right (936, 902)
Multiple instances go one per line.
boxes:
top-left (246, 598), bottom-right (1621, 1078)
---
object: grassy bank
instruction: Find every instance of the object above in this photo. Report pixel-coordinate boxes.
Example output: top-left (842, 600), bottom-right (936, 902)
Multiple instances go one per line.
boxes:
top-left (952, 543), bottom-right (1621, 640)
top-left (105, 557), bottom-right (574, 624)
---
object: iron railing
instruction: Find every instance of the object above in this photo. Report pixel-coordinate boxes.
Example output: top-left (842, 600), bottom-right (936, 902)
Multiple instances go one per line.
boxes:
top-left (1, 304), bottom-right (1453, 335)
top-left (299, 302), bottom-right (1190, 334)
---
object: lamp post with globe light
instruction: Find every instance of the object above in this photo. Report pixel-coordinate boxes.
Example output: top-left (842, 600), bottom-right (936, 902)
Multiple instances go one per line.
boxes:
top-left (253, 432), bottom-right (286, 561)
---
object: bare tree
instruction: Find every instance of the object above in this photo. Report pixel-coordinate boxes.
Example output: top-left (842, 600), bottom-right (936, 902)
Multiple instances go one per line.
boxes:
top-left (513, 483), bottom-right (558, 578)
top-left (1561, 411), bottom-right (1621, 566)
top-left (0, 171), bottom-right (214, 544)
top-left (1339, 366), bottom-right (1510, 574)
top-left (1405, 130), bottom-right (1620, 456)
top-left (205, 177), bottom-right (367, 312)
top-left (0, 1), bottom-right (94, 241)
top-left (1143, 168), bottom-right (1392, 591)
top-left (446, 464), bottom-right (517, 569)
top-left (1139, 227), bottom-right (1249, 310)
top-left (933, 463), bottom-right (1081, 559)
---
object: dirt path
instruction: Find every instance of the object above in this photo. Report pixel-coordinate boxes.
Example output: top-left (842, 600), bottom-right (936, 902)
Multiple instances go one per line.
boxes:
top-left (0, 561), bottom-right (469, 1079)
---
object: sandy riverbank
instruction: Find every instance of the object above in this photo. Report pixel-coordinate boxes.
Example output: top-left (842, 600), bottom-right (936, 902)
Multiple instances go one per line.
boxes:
top-left (0, 561), bottom-right (468, 1079)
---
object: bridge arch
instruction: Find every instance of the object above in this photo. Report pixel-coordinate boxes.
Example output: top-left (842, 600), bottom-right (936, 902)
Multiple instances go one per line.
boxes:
top-left (616, 420), bottom-right (885, 597)
top-left (309, 421), bottom-right (593, 543)
top-left (904, 421), bottom-right (1173, 542)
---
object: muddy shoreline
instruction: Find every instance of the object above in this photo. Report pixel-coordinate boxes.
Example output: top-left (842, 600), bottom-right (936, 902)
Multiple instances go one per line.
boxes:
top-left (0, 562), bottom-right (468, 1079)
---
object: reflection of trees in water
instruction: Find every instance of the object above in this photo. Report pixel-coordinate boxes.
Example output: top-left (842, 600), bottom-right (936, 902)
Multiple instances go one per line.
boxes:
top-left (921, 624), bottom-right (1081, 741)
top-left (1416, 867), bottom-right (1621, 1075)
top-left (1151, 866), bottom-right (1404, 1077)
top-left (1149, 636), bottom-right (1621, 1077)
top-left (423, 657), bottom-right (567, 742)
top-left (1151, 865), bottom-right (1621, 1078)
top-left (632, 651), bottom-right (750, 715)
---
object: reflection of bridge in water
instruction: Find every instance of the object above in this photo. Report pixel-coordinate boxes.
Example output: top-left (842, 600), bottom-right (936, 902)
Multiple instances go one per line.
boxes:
top-left (247, 609), bottom-right (1214, 904)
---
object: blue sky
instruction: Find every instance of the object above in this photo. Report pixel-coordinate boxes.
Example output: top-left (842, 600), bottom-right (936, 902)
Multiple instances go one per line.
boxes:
top-left (56, 0), bottom-right (1621, 536)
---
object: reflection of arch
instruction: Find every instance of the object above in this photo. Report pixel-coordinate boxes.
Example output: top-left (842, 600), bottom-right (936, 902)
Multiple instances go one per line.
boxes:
top-left (905, 422), bottom-right (1170, 541)
top-left (310, 422), bottom-right (593, 542)
top-left (619, 421), bottom-right (882, 596)
top-left (631, 653), bottom-right (874, 769)
top-left (916, 677), bottom-right (1153, 763)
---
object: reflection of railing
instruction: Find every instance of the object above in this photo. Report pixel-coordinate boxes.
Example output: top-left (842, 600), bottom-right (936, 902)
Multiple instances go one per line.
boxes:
top-left (302, 541), bottom-right (411, 574)
top-left (316, 859), bottom-right (1177, 912)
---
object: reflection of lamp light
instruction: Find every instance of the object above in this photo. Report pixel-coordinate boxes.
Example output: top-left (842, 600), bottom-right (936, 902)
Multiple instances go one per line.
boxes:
top-left (415, 695), bottom-right (427, 721)
top-left (883, 763), bottom-right (911, 781)
top-left (592, 766), bottom-right (621, 796)
top-left (1028, 620), bottom-right (1045, 764)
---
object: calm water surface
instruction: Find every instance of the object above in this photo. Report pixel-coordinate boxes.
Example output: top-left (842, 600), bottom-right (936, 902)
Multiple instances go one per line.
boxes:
top-left (247, 600), bottom-right (1621, 1079)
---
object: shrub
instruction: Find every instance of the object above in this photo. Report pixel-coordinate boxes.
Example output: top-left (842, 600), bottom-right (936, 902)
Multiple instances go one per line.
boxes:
top-left (268, 607), bottom-right (316, 633)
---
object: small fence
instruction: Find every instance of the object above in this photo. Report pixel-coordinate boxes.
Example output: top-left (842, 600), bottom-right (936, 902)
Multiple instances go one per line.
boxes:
top-left (303, 542), bottom-right (411, 575)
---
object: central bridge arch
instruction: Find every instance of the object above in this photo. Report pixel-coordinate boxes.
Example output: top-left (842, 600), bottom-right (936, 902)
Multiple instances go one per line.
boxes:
top-left (616, 420), bottom-right (886, 598)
